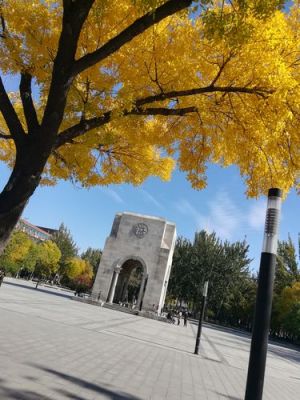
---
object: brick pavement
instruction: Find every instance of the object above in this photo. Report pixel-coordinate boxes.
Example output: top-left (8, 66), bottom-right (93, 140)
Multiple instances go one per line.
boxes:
top-left (0, 278), bottom-right (299, 400)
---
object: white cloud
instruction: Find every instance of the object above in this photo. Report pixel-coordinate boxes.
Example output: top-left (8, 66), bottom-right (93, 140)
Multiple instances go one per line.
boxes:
top-left (101, 188), bottom-right (124, 204)
top-left (205, 191), bottom-right (241, 239)
top-left (175, 193), bottom-right (238, 239)
top-left (247, 200), bottom-right (267, 230)
top-left (141, 189), bottom-right (164, 209)
top-left (175, 193), bottom-right (271, 241)
top-left (175, 192), bottom-right (240, 240)
top-left (175, 199), bottom-right (200, 220)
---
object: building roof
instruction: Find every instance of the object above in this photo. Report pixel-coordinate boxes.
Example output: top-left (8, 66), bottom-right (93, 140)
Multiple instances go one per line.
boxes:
top-left (36, 226), bottom-right (58, 235)
top-left (17, 219), bottom-right (52, 241)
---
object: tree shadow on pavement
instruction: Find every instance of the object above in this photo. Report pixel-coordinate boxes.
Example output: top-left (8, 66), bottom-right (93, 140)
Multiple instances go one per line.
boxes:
top-left (3, 281), bottom-right (72, 300)
top-left (29, 363), bottom-right (141, 400)
top-left (200, 322), bottom-right (251, 341)
top-left (202, 356), bottom-right (222, 363)
top-left (214, 392), bottom-right (241, 400)
top-left (0, 380), bottom-right (52, 400)
top-left (268, 345), bottom-right (300, 363)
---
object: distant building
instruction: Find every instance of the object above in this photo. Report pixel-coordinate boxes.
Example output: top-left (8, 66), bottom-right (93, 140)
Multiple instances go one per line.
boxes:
top-left (16, 219), bottom-right (56, 242)
top-left (36, 226), bottom-right (58, 236)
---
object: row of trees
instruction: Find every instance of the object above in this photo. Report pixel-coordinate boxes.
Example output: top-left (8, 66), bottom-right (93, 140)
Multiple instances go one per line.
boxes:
top-left (53, 223), bottom-right (102, 290)
top-left (168, 231), bottom-right (300, 342)
top-left (0, 223), bottom-right (102, 293)
top-left (271, 237), bottom-right (300, 342)
top-left (167, 231), bottom-right (255, 329)
top-left (0, 231), bottom-right (61, 280)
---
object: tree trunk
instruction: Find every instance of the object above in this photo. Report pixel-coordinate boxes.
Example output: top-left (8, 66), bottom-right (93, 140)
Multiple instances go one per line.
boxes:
top-left (0, 140), bottom-right (52, 254)
top-left (0, 198), bottom-right (27, 254)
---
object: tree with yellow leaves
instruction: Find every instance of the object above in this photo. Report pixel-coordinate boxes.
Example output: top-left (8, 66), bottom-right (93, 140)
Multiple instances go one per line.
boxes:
top-left (63, 257), bottom-right (93, 293)
top-left (0, 0), bottom-right (299, 253)
top-left (34, 240), bottom-right (61, 280)
top-left (64, 257), bottom-right (91, 280)
top-left (275, 282), bottom-right (300, 340)
top-left (0, 231), bottom-right (32, 274)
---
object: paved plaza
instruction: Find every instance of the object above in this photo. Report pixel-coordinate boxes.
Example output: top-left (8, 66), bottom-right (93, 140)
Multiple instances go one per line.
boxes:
top-left (0, 278), bottom-right (299, 400)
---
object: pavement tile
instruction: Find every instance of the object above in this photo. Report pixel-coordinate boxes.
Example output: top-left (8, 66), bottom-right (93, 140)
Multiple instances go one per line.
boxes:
top-left (0, 278), bottom-right (299, 400)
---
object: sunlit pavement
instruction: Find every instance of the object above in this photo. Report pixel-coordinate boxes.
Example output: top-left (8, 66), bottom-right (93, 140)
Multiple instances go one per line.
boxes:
top-left (0, 278), bottom-right (299, 400)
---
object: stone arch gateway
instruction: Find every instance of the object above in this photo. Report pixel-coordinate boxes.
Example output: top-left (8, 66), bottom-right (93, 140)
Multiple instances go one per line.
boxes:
top-left (92, 212), bottom-right (176, 314)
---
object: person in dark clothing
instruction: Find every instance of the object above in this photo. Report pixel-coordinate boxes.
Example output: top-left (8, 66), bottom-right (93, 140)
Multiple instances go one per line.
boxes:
top-left (167, 311), bottom-right (175, 324)
top-left (177, 311), bottom-right (182, 325)
top-left (0, 270), bottom-right (5, 287)
top-left (183, 311), bottom-right (188, 327)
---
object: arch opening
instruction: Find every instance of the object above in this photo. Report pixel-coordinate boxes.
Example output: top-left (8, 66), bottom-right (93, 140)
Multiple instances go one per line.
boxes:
top-left (113, 259), bottom-right (145, 307)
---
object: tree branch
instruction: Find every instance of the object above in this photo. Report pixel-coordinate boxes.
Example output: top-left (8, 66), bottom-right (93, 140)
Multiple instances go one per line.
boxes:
top-left (0, 15), bottom-right (5, 38)
top-left (130, 106), bottom-right (197, 116)
top-left (62, 0), bottom-right (72, 9)
top-left (0, 76), bottom-right (25, 144)
top-left (54, 83), bottom-right (272, 148)
top-left (55, 112), bottom-right (112, 148)
top-left (41, 0), bottom-right (94, 136)
top-left (55, 105), bottom-right (197, 148)
top-left (210, 54), bottom-right (233, 86)
top-left (135, 85), bottom-right (272, 107)
top-left (0, 129), bottom-right (12, 140)
top-left (0, 1), bottom-right (6, 39)
top-left (71, 0), bottom-right (193, 76)
top-left (52, 149), bottom-right (69, 168)
top-left (19, 73), bottom-right (39, 133)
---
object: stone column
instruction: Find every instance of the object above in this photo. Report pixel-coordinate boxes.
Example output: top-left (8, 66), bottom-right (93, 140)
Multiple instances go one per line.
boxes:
top-left (107, 266), bottom-right (121, 304)
top-left (136, 274), bottom-right (147, 311)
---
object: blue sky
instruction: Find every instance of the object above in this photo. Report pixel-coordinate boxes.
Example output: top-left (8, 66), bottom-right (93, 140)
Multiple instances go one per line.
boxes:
top-left (0, 160), bottom-right (299, 272)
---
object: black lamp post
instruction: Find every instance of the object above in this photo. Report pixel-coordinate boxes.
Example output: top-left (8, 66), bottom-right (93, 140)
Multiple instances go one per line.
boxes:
top-left (194, 280), bottom-right (209, 355)
top-left (244, 188), bottom-right (282, 400)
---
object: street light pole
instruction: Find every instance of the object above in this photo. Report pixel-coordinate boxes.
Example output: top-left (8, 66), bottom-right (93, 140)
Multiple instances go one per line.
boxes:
top-left (194, 280), bottom-right (209, 355)
top-left (245, 188), bottom-right (282, 400)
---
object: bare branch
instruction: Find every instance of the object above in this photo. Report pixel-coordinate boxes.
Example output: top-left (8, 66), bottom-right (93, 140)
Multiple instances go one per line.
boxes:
top-left (0, 129), bottom-right (12, 140)
top-left (55, 112), bottom-right (111, 148)
top-left (19, 73), bottom-right (39, 132)
top-left (72, 0), bottom-right (193, 76)
top-left (130, 106), bottom-right (197, 116)
top-left (62, 0), bottom-right (72, 9)
top-left (41, 0), bottom-right (94, 135)
top-left (210, 54), bottom-right (233, 86)
top-left (0, 16), bottom-right (5, 38)
top-left (55, 105), bottom-right (197, 148)
top-left (52, 149), bottom-right (68, 167)
top-left (135, 85), bottom-right (272, 107)
top-left (0, 76), bottom-right (25, 144)
top-left (0, 0), bottom-right (6, 39)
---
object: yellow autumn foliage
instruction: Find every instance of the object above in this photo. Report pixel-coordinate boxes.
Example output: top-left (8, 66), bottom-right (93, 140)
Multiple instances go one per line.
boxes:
top-left (65, 257), bottom-right (93, 280)
top-left (277, 282), bottom-right (300, 318)
top-left (0, 1), bottom-right (299, 196)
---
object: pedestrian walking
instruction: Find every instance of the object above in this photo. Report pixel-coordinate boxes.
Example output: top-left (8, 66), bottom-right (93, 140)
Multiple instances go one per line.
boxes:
top-left (0, 269), bottom-right (5, 287)
top-left (183, 311), bottom-right (188, 327)
top-left (177, 311), bottom-right (182, 325)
